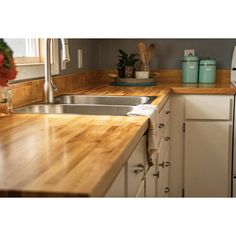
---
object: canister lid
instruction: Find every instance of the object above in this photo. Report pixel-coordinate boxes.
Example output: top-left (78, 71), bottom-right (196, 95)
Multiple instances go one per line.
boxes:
top-left (182, 55), bottom-right (199, 62)
top-left (200, 58), bottom-right (216, 66)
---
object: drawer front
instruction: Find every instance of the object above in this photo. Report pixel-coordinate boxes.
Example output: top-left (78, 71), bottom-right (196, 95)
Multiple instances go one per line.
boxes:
top-left (164, 99), bottom-right (171, 125)
top-left (157, 107), bottom-right (165, 144)
top-left (157, 144), bottom-right (170, 197)
top-left (185, 95), bottom-right (233, 120)
top-left (127, 135), bottom-right (146, 197)
top-left (158, 123), bottom-right (170, 163)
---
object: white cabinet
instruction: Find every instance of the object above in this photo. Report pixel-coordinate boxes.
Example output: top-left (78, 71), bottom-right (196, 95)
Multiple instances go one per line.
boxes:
top-left (105, 135), bottom-right (146, 197)
top-left (127, 135), bottom-right (146, 197)
top-left (169, 94), bottom-right (233, 197)
top-left (105, 166), bottom-right (126, 197)
top-left (184, 121), bottom-right (232, 197)
top-left (145, 165), bottom-right (156, 197)
top-left (105, 96), bottom-right (171, 198)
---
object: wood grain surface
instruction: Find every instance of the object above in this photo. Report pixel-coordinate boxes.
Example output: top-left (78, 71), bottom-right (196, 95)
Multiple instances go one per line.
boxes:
top-left (0, 114), bottom-right (148, 197)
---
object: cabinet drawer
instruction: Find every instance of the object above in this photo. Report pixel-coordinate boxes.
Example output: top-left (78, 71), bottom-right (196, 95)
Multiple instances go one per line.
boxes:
top-left (158, 123), bottom-right (170, 163)
top-left (164, 99), bottom-right (171, 125)
top-left (157, 108), bottom-right (165, 144)
top-left (185, 95), bottom-right (233, 120)
top-left (127, 135), bottom-right (146, 197)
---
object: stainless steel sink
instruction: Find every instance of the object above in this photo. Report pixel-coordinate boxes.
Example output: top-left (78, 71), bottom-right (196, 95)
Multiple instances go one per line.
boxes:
top-left (14, 104), bottom-right (135, 116)
top-left (55, 95), bottom-right (157, 106)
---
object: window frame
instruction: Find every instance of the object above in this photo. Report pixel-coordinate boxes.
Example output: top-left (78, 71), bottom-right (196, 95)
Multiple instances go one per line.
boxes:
top-left (12, 39), bottom-right (59, 82)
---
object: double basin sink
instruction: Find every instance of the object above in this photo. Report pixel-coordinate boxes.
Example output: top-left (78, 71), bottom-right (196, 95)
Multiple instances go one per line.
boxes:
top-left (14, 95), bottom-right (157, 116)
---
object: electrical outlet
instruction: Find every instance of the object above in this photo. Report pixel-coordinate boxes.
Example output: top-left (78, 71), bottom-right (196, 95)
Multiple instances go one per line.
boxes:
top-left (184, 49), bottom-right (195, 56)
top-left (78, 49), bottom-right (83, 69)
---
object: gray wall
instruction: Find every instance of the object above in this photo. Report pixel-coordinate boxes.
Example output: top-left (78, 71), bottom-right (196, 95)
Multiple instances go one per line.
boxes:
top-left (60, 39), bottom-right (100, 74)
top-left (98, 39), bottom-right (236, 69)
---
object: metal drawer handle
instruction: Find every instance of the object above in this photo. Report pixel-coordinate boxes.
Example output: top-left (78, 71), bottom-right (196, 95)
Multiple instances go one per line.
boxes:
top-left (165, 137), bottom-right (171, 141)
top-left (153, 171), bottom-right (159, 178)
top-left (165, 111), bottom-right (171, 115)
top-left (159, 123), bottom-right (165, 129)
top-left (165, 161), bottom-right (171, 167)
top-left (164, 187), bottom-right (170, 193)
top-left (158, 161), bottom-right (165, 168)
top-left (134, 163), bottom-right (144, 174)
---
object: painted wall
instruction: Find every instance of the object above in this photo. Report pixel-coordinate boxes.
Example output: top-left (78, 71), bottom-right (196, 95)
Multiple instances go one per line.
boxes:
top-left (98, 39), bottom-right (236, 69)
top-left (60, 39), bottom-right (100, 74)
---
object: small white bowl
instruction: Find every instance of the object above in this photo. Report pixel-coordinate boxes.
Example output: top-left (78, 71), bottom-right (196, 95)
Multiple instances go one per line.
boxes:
top-left (135, 71), bottom-right (149, 79)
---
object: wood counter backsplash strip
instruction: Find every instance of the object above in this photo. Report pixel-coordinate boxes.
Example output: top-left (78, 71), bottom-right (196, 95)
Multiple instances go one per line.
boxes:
top-left (9, 69), bottom-right (231, 109)
top-left (100, 69), bottom-right (231, 84)
top-left (10, 71), bottom-right (102, 108)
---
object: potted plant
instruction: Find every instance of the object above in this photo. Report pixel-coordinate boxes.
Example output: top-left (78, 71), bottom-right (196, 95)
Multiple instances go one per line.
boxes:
top-left (117, 49), bottom-right (138, 78)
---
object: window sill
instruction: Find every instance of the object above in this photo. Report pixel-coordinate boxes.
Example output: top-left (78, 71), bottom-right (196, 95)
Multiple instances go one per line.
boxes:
top-left (16, 63), bottom-right (44, 67)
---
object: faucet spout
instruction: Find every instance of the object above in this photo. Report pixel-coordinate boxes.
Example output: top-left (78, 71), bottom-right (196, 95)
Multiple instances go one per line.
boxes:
top-left (44, 38), bottom-right (70, 104)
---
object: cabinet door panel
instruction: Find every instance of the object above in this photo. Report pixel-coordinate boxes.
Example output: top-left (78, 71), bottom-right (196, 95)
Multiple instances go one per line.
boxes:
top-left (105, 166), bottom-right (126, 197)
top-left (127, 135), bottom-right (146, 197)
top-left (145, 166), bottom-right (156, 197)
top-left (184, 122), bottom-right (232, 197)
top-left (136, 180), bottom-right (145, 197)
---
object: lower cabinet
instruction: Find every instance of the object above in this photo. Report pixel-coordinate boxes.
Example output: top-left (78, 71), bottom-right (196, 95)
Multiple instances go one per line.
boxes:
top-left (184, 121), bottom-right (232, 197)
top-left (127, 135), bottom-right (146, 197)
top-left (105, 166), bottom-right (126, 197)
top-left (105, 97), bottom-right (171, 198)
top-left (145, 165), bottom-right (156, 197)
top-left (157, 146), bottom-right (170, 197)
top-left (169, 94), bottom-right (234, 197)
top-left (105, 135), bottom-right (146, 197)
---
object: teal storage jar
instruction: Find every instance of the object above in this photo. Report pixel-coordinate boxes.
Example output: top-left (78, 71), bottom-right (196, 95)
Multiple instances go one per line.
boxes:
top-left (182, 55), bottom-right (199, 83)
top-left (199, 59), bottom-right (216, 84)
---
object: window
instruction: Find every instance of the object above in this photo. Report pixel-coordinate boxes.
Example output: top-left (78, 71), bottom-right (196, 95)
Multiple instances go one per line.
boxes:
top-left (4, 38), bottom-right (44, 64)
top-left (4, 38), bottom-right (59, 81)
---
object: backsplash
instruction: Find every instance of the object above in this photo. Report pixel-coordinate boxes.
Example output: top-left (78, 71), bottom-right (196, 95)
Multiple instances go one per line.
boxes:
top-left (11, 71), bottom-right (101, 108)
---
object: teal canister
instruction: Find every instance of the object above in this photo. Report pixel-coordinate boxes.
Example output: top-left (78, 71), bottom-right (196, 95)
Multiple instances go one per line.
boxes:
top-left (182, 55), bottom-right (199, 83)
top-left (199, 59), bottom-right (216, 83)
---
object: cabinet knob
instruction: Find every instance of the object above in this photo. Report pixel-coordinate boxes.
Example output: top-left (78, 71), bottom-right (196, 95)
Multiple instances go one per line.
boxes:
top-left (153, 171), bottom-right (159, 178)
top-left (165, 111), bottom-right (171, 115)
top-left (165, 161), bottom-right (171, 167)
top-left (134, 163), bottom-right (144, 174)
top-left (159, 123), bottom-right (165, 129)
top-left (158, 161), bottom-right (165, 168)
top-left (165, 137), bottom-right (171, 141)
top-left (164, 187), bottom-right (170, 193)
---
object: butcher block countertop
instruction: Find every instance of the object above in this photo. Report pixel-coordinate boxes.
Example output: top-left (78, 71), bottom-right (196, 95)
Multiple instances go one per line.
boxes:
top-left (0, 81), bottom-right (236, 197)
top-left (69, 83), bottom-right (236, 96)
top-left (0, 114), bottom-right (148, 197)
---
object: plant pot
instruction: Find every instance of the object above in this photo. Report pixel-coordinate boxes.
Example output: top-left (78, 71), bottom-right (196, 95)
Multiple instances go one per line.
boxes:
top-left (135, 71), bottom-right (150, 79)
top-left (125, 66), bottom-right (135, 78)
top-left (118, 67), bottom-right (125, 78)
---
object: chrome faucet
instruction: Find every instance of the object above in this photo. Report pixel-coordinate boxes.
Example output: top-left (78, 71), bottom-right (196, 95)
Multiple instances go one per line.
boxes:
top-left (44, 38), bottom-right (70, 104)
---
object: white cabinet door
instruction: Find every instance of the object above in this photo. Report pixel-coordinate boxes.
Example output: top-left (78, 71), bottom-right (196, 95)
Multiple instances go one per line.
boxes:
top-left (157, 144), bottom-right (170, 197)
top-left (136, 180), bottom-right (145, 197)
top-left (105, 166), bottom-right (126, 197)
top-left (145, 166), bottom-right (156, 197)
top-left (127, 135), bottom-right (146, 197)
top-left (184, 121), bottom-right (232, 197)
